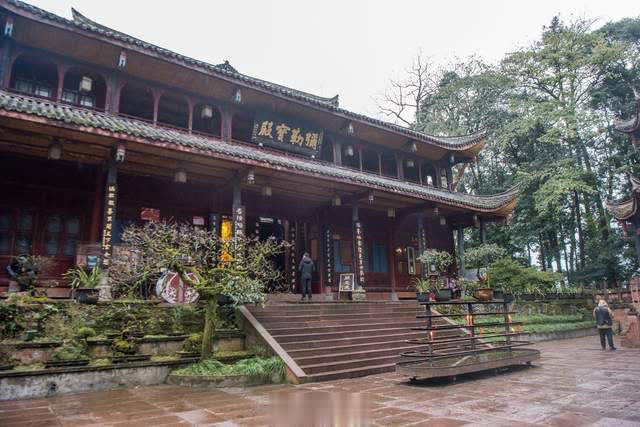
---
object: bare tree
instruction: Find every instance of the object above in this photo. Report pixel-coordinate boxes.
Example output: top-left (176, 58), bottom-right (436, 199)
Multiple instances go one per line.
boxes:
top-left (376, 49), bottom-right (441, 126)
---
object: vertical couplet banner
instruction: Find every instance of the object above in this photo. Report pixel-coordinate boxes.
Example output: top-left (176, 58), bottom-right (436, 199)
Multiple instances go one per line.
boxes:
top-left (100, 165), bottom-right (117, 270)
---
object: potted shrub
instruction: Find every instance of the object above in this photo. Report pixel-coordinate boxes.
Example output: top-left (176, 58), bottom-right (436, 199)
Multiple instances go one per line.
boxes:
top-left (65, 266), bottom-right (102, 304)
top-left (417, 249), bottom-right (454, 301)
top-left (412, 277), bottom-right (431, 302)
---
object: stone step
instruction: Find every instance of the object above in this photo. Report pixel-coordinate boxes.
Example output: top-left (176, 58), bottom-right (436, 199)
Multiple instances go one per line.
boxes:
top-left (254, 311), bottom-right (424, 325)
top-left (286, 339), bottom-right (425, 359)
top-left (280, 330), bottom-right (453, 351)
top-left (258, 316), bottom-right (428, 330)
top-left (272, 326), bottom-right (456, 343)
top-left (264, 320), bottom-right (428, 336)
top-left (251, 303), bottom-right (421, 313)
top-left (305, 363), bottom-right (395, 382)
top-left (293, 344), bottom-right (431, 366)
top-left (301, 354), bottom-right (402, 375)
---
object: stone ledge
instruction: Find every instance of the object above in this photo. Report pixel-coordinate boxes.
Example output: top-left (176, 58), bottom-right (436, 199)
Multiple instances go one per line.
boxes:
top-left (0, 357), bottom-right (198, 379)
top-left (527, 327), bottom-right (598, 343)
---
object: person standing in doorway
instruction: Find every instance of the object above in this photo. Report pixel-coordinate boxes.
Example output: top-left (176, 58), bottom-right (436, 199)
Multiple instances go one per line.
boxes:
top-left (299, 252), bottom-right (314, 301)
top-left (593, 299), bottom-right (616, 351)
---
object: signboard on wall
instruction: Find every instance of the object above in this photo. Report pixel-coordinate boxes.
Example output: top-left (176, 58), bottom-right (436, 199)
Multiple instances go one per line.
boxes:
top-left (252, 112), bottom-right (323, 156)
top-left (325, 228), bottom-right (333, 287)
top-left (140, 208), bottom-right (160, 222)
top-left (233, 206), bottom-right (245, 238)
top-left (338, 273), bottom-right (355, 292)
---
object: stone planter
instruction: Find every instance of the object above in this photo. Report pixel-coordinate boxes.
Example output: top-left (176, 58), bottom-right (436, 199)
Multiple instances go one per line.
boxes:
top-left (137, 336), bottom-right (187, 356)
top-left (111, 354), bottom-right (151, 364)
top-left (75, 288), bottom-right (99, 304)
top-left (474, 288), bottom-right (494, 301)
top-left (86, 339), bottom-right (113, 358)
top-left (0, 341), bottom-right (62, 364)
top-left (45, 359), bottom-right (89, 369)
top-left (435, 289), bottom-right (452, 301)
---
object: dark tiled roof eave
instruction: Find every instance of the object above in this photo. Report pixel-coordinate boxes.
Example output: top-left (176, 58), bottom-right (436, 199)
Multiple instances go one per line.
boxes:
top-left (605, 198), bottom-right (637, 221)
top-left (2, 0), bottom-right (486, 153)
top-left (0, 90), bottom-right (518, 214)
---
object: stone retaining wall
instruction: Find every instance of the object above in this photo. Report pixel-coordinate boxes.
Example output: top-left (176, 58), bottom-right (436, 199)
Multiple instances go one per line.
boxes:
top-left (527, 327), bottom-right (598, 343)
top-left (0, 359), bottom-right (196, 400)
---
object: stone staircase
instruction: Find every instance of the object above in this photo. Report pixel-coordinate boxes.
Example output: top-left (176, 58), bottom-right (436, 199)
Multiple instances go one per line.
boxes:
top-left (246, 301), bottom-right (461, 382)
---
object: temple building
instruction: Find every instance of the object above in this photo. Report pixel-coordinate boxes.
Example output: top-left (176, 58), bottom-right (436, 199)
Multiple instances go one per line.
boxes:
top-left (0, 0), bottom-right (518, 300)
top-left (608, 93), bottom-right (640, 265)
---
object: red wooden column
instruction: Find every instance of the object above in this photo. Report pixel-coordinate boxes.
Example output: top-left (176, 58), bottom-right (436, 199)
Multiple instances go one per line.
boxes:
top-left (332, 140), bottom-right (343, 166)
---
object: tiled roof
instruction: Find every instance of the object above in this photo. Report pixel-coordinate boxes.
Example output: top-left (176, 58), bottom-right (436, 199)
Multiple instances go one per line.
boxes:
top-left (0, 90), bottom-right (518, 214)
top-left (605, 177), bottom-right (640, 221)
top-left (2, 0), bottom-right (486, 153)
top-left (614, 97), bottom-right (640, 134)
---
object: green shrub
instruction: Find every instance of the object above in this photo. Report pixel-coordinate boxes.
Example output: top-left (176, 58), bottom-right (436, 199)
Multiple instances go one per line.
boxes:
top-left (76, 327), bottom-right (96, 339)
top-left (183, 333), bottom-right (202, 353)
top-left (112, 338), bottom-right (137, 355)
top-left (90, 358), bottom-right (112, 367)
top-left (52, 343), bottom-right (86, 361)
top-left (488, 258), bottom-right (562, 296)
top-left (172, 356), bottom-right (284, 383)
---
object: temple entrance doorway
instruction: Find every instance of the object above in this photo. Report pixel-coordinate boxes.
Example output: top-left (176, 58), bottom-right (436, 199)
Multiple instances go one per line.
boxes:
top-left (250, 216), bottom-right (286, 293)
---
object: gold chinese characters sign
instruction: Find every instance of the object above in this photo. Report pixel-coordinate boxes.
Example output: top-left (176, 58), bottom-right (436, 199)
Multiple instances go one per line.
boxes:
top-left (101, 168), bottom-right (117, 269)
top-left (252, 113), bottom-right (324, 156)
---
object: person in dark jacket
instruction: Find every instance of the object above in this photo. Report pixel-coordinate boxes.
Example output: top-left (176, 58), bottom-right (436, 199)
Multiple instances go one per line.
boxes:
top-left (298, 253), bottom-right (314, 301)
top-left (593, 300), bottom-right (616, 350)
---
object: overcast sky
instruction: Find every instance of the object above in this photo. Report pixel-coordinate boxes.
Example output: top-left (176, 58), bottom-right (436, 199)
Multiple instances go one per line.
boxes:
top-left (27, 0), bottom-right (638, 119)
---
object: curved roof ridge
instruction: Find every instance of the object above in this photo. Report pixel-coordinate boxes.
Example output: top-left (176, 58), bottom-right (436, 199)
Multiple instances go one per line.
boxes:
top-left (614, 93), bottom-right (640, 134)
top-left (2, 0), bottom-right (487, 153)
top-left (0, 90), bottom-right (517, 214)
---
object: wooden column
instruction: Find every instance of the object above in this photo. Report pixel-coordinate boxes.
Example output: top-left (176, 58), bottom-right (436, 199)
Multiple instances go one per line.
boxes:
top-left (152, 89), bottom-right (162, 125)
top-left (387, 225), bottom-right (397, 298)
top-left (395, 154), bottom-right (404, 180)
top-left (221, 108), bottom-right (233, 141)
top-left (479, 220), bottom-right (487, 244)
top-left (56, 63), bottom-right (67, 102)
top-left (0, 39), bottom-right (13, 89)
top-left (89, 169), bottom-right (104, 242)
top-left (333, 140), bottom-right (343, 166)
top-left (377, 152), bottom-right (383, 176)
top-left (283, 219), bottom-right (291, 292)
top-left (418, 162), bottom-right (423, 185)
top-left (446, 166), bottom-right (454, 190)
top-left (187, 99), bottom-right (194, 133)
top-left (457, 227), bottom-right (466, 277)
top-left (358, 146), bottom-right (363, 171)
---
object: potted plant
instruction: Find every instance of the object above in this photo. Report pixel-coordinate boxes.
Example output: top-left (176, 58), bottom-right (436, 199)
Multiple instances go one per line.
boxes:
top-left (65, 266), bottom-right (102, 304)
top-left (417, 249), bottom-right (454, 301)
top-left (474, 272), bottom-right (493, 301)
top-left (464, 244), bottom-right (507, 301)
top-left (412, 277), bottom-right (431, 302)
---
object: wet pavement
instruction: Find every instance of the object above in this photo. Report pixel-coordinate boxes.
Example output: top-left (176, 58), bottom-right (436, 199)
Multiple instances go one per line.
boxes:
top-left (1, 336), bottom-right (639, 426)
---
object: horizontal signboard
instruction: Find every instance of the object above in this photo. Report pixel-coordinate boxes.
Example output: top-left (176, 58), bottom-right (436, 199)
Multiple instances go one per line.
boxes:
top-left (252, 112), bottom-right (323, 156)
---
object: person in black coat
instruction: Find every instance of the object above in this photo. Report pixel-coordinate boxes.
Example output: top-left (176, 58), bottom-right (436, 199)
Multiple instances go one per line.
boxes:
top-left (298, 253), bottom-right (314, 301)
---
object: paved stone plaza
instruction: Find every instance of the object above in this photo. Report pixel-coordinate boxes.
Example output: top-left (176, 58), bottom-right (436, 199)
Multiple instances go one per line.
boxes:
top-left (1, 336), bottom-right (638, 426)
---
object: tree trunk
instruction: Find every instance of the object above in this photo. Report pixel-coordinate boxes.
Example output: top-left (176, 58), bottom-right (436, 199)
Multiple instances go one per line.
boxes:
top-left (539, 234), bottom-right (547, 271)
top-left (201, 297), bottom-right (219, 359)
top-left (574, 191), bottom-right (585, 270)
top-left (548, 229), bottom-right (562, 273)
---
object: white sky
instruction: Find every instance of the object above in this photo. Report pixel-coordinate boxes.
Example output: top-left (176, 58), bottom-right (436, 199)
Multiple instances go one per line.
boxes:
top-left (26, 0), bottom-right (639, 119)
